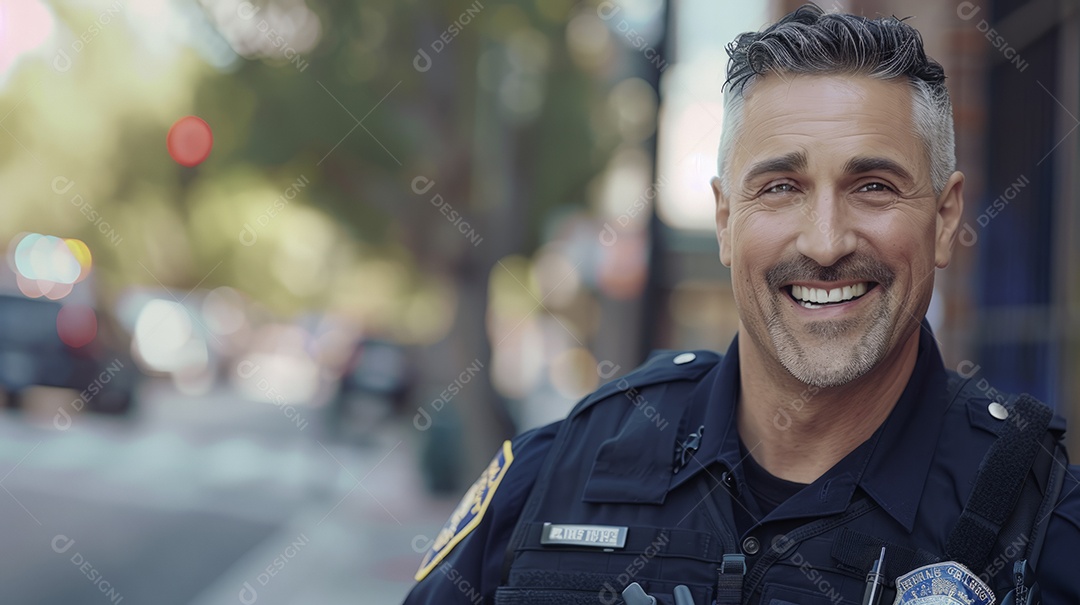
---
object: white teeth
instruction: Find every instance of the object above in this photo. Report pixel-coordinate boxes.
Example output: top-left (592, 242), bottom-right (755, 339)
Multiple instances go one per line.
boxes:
top-left (789, 282), bottom-right (871, 306)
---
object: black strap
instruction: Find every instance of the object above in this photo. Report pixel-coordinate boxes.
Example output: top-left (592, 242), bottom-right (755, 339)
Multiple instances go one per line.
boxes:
top-left (695, 473), bottom-right (742, 604)
top-left (1024, 434), bottom-right (1068, 571)
top-left (945, 394), bottom-right (1053, 573)
top-left (716, 554), bottom-right (745, 605)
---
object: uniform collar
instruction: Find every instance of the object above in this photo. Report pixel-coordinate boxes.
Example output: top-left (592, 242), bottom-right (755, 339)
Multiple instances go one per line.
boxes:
top-left (669, 322), bottom-right (948, 533)
top-left (855, 323), bottom-right (949, 531)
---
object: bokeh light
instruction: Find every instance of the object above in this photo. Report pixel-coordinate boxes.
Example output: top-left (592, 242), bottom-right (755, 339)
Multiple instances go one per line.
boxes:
top-left (132, 298), bottom-right (208, 374)
top-left (8, 233), bottom-right (91, 299)
top-left (167, 115), bottom-right (214, 167)
top-left (56, 304), bottom-right (97, 348)
top-left (0, 0), bottom-right (53, 78)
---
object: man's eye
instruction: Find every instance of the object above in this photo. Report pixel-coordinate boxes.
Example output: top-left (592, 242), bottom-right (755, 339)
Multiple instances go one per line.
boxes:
top-left (764, 183), bottom-right (797, 195)
top-left (857, 182), bottom-right (893, 193)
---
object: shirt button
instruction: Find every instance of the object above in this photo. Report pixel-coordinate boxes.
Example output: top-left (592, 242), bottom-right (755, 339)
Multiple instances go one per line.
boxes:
top-left (742, 536), bottom-right (760, 555)
top-left (721, 471), bottom-right (737, 489)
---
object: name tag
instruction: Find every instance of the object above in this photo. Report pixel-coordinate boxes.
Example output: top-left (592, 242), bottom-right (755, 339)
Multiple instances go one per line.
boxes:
top-left (540, 523), bottom-right (628, 549)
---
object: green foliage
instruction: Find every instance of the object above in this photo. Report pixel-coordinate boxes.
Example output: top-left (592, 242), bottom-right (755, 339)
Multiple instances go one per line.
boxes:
top-left (3, 0), bottom-right (617, 329)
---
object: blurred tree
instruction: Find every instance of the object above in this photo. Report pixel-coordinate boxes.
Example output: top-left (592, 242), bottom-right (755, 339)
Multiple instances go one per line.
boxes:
top-left (241, 0), bottom-right (616, 477)
top-left (0, 0), bottom-right (616, 480)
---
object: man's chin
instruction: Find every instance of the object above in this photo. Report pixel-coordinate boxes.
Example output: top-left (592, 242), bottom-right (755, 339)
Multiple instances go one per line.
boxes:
top-left (783, 358), bottom-right (874, 389)
top-left (774, 329), bottom-right (884, 388)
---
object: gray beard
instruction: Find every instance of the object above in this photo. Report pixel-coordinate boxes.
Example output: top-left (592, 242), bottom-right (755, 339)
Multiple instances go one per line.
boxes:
top-left (766, 292), bottom-right (893, 388)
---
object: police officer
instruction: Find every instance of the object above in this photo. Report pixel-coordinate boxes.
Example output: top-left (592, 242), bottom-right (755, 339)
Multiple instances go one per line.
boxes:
top-left (404, 4), bottom-right (1080, 604)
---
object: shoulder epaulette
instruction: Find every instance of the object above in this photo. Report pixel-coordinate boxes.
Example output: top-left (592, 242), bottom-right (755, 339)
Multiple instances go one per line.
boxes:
top-left (568, 350), bottom-right (721, 419)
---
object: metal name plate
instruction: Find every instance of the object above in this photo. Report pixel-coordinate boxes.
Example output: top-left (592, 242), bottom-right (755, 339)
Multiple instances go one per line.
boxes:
top-left (540, 523), bottom-right (628, 549)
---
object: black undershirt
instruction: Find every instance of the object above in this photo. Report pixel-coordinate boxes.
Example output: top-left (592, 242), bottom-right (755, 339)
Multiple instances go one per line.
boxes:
top-left (741, 447), bottom-right (809, 517)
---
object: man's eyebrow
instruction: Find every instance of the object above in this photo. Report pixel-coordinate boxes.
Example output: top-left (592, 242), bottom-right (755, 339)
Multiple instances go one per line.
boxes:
top-left (742, 151), bottom-right (808, 185)
top-left (843, 156), bottom-right (914, 183)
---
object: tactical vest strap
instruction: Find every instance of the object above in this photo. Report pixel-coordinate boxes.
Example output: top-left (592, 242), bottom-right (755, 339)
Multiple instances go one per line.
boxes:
top-left (695, 472), bottom-right (743, 604)
top-left (716, 554), bottom-right (745, 605)
top-left (1022, 431), bottom-right (1068, 571)
top-left (945, 393), bottom-right (1054, 573)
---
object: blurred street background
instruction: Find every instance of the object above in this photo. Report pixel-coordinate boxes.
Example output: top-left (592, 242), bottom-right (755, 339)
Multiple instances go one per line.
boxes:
top-left (0, 0), bottom-right (1077, 603)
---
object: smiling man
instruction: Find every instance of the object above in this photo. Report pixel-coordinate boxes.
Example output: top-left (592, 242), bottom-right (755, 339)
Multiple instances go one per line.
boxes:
top-left (714, 67), bottom-right (963, 487)
top-left (404, 5), bottom-right (1079, 605)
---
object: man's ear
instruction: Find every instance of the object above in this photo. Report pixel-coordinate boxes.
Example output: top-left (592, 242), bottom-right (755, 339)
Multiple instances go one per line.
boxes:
top-left (934, 171), bottom-right (965, 268)
top-left (712, 176), bottom-right (732, 267)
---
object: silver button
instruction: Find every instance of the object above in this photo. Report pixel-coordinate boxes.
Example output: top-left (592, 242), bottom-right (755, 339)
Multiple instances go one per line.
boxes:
top-left (742, 536), bottom-right (760, 555)
top-left (988, 402), bottom-right (1009, 420)
top-left (673, 353), bottom-right (696, 365)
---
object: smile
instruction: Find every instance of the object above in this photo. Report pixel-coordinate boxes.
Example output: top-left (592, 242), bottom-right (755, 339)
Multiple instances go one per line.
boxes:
top-left (786, 282), bottom-right (876, 309)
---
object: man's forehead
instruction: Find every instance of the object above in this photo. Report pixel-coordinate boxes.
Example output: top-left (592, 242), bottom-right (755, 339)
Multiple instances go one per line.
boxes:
top-left (731, 73), bottom-right (924, 175)
top-left (740, 72), bottom-right (915, 124)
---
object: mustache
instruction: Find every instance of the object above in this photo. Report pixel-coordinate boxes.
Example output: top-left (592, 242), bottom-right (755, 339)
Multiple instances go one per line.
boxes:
top-left (765, 255), bottom-right (896, 290)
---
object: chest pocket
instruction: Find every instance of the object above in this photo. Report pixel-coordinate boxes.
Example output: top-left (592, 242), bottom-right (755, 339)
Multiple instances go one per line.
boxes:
top-left (495, 522), bottom-right (723, 605)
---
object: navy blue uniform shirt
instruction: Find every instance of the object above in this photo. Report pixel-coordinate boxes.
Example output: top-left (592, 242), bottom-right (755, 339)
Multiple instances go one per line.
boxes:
top-left (404, 331), bottom-right (1080, 604)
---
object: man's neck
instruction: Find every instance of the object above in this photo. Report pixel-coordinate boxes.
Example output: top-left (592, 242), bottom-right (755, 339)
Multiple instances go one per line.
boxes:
top-left (736, 327), bottom-right (921, 484)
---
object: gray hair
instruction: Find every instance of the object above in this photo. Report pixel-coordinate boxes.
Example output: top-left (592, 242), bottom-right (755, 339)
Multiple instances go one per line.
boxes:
top-left (717, 4), bottom-right (954, 196)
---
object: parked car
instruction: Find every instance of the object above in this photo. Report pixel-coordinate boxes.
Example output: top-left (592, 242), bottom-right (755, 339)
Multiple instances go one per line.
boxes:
top-left (0, 233), bottom-right (138, 414)
top-left (327, 337), bottom-right (411, 440)
top-left (0, 293), bottom-right (137, 414)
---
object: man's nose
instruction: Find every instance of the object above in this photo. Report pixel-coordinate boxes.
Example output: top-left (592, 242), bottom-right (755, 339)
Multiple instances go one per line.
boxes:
top-left (794, 191), bottom-right (857, 267)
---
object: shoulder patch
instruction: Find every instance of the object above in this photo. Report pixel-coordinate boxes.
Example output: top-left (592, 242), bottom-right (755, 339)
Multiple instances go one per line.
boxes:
top-left (414, 440), bottom-right (514, 582)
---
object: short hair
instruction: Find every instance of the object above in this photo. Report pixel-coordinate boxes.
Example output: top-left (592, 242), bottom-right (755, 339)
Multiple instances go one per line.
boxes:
top-left (717, 3), bottom-right (954, 195)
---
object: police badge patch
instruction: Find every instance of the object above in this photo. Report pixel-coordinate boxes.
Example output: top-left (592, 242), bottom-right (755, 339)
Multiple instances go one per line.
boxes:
top-left (893, 561), bottom-right (995, 605)
top-left (414, 440), bottom-right (514, 582)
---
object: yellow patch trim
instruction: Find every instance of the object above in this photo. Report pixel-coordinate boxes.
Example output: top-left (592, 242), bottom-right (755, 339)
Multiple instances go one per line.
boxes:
top-left (414, 440), bottom-right (515, 582)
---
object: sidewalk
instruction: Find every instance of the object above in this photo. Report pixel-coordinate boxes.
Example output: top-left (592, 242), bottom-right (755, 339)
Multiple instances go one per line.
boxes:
top-left (188, 428), bottom-right (458, 605)
top-left (0, 379), bottom-right (459, 605)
